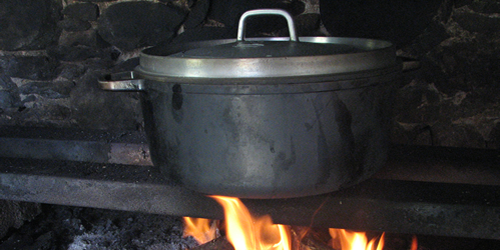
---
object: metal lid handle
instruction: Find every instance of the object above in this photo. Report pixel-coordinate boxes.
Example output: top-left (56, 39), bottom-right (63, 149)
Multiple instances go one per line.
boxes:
top-left (237, 9), bottom-right (298, 42)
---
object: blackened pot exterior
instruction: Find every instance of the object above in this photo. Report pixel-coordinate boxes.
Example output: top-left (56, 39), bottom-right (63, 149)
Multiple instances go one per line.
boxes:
top-left (138, 70), bottom-right (398, 198)
top-left (99, 9), bottom-right (402, 198)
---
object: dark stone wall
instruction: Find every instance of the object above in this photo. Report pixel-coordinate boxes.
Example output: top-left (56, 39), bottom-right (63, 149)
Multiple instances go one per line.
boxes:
top-left (0, 0), bottom-right (62, 50)
top-left (392, 0), bottom-right (500, 148)
top-left (0, 0), bottom-right (499, 148)
top-left (0, 0), bottom-right (499, 242)
top-left (0, 0), bottom-right (315, 130)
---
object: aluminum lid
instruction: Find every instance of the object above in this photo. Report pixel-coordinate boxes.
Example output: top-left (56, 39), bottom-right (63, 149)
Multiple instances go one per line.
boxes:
top-left (168, 39), bottom-right (364, 59)
top-left (136, 9), bottom-right (398, 79)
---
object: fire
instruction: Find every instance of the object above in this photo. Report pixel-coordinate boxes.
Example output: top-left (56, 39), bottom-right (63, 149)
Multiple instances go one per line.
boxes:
top-left (411, 235), bottom-right (418, 250)
top-left (329, 229), bottom-right (385, 250)
top-left (183, 217), bottom-right (218, 244)
top-left (183, 196), bottom-right (418, 250)
top-left (211, 195), bottom-right (291, 250)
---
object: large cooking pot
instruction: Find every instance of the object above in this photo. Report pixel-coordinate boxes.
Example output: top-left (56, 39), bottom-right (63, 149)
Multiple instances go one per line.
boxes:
top-left (99, 9), bottom-right (401, 199)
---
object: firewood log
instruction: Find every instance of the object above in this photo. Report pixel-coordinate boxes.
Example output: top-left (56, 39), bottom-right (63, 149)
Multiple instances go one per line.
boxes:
top-left (189, 236), bottom-right (234, 250)
top-left (290, 226), bottom-right (335, 250)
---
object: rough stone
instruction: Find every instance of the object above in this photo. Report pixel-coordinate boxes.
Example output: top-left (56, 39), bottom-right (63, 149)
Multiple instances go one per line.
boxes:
top-left (486, 121), bottom-right (500, 148)
top-left (393, 80), bottom-right (440, 124)
top-left (173, 26), bottom-right (234, 44)
top-left (112, 57), bottom-right (140, 72)
top-left (402, 21), bottom-right (450, 58)
top-left (0, 92), bottom-right (15, 110)
top-left (58, 18), bottom-right (92, 32)
top-left (159, 0), bottom-right (192, 6)
top-left (47, 45), bottom-right (98, 62)
top-left (69, 70), bottom-right (142, 130)
top-left (58, 63), bottom-right (87, 80)
top-left (79, 46), bottom-right (123, 70)
top-left (0, 84), bottom-right (75, 126)
top-left (423, 37), bottom-right (500, 94)
top-left (62, 2), bottom-right (99, 21)
top-left (184, 0), bottom-right (210, 29)
top-left (208, 0), bottom-right (305, 32)
top-left (433, 122), bottom-right (486, 148)
top-left (395, 1), bottom-right (500, 100)
top-left (469, 0), bottom-right (500, 14)
top-left (19, 104), bottom-right (73, 127)
top-left (0, 56), bottom-right (60, 81)
top-left (391, 77), bottom-right (496, 148)
top-left (19, 80), bottom-right (74, 99)
top-left (0, 200), bottom-right (41, 239)
top-left (76, 52), bottom-right (117, 73)
top-left (0, 74), bottom-right (20, 109)
top-left (391, 122), bottom-right (434, 146)
top-left (0, 0), bottom-right (61, 51)
top-left (453, 6), bottom-right (500, 34)
top-left (77, 0), bottom-right (117, 2)
top-left (0, 74), bottom-right (18, 93)
top-left (433, 0), bottom-right (454, 23)
top-left (392, 5), bottom-right (500, 151)
top-left (290, 13), bottom-right (321, 36)
top-left (320, 0), bottom-right (444, 47)
top-left (97, 2), bottom-right (187, 51)
top-left (58, 29), bottom-right (109, 49)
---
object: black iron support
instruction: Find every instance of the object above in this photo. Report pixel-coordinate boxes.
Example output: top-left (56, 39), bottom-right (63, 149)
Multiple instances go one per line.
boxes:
top-left (0, 127), bottom-right (499, 240)
top-left (0, 157), bottom-right (498, 240)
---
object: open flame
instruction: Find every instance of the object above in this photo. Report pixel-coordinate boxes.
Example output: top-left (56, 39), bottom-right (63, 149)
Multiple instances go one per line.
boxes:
top-left (329, 229), bottom-right (384, 250)
top-left (183, 196), bottom-right (417, 250)
top-left (211, 195), bottom-right (291, 250)
top-left (183, 217), bottom-right (218, 245)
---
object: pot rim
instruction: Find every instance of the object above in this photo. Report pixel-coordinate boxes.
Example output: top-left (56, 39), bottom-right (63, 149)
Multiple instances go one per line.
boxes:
top-left (138, 36), bottom-right (398, 80)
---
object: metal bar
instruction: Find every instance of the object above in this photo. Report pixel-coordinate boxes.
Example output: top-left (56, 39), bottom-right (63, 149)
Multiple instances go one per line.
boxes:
top-left (1, 128), bottom-right (500, 239)
top-left (376, 145), bottom-right (500, 186)
top-left (0, 157), bottom-right (222, 219)
top-left (2, 133), bottom-right (500, 185)
top-left (0, 125), bottom-right (152, 166)
top-left (244, 180), bottom-right (500, 240)
top-left (0, 157), bottom-right (498, 240)
top-left (0, 137), bottom-right (152, 166)
top-left (0, 173), bottom-right (223, 219)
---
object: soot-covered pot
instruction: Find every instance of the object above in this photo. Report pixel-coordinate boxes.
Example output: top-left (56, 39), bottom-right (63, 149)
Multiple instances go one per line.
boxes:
top-left (99, 9), bottom-right (401, 198)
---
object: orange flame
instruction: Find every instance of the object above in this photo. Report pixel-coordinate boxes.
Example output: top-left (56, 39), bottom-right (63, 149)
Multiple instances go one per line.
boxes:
top-left (184, 196), bottom-right (418, 250)
top-left (410, 235), bottom-right (418, 250)
top-left (211, 195), bottom-right (291, 250)
top-left (183, 217), bottom-right (218, 244)
top-left (329, 229), bottom-right (385, 250)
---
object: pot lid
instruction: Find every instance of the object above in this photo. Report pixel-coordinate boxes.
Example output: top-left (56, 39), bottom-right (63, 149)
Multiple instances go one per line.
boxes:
top-left (168, 40), bottom-right (363, 59)
top-left (136, 9), bottom-right (398, 79)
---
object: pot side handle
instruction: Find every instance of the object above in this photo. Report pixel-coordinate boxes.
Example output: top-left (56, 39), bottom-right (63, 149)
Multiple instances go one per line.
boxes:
top-left (402, 61), bottom-right (421, 72)
top-left (98, 71), bottom-right (145, 91)
top-left (399, 57), bottom-right (421, 73)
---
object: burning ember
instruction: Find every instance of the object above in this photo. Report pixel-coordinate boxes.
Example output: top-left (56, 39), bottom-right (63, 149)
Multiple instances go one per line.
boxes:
top-left (183, 217), bottom-right (219, 245)
top-left (329, 229), bottom-right (385, 250)
top-left (183, 196), bottom-right (418, 250)
top-left (211, 196), bottom-right (291, 250)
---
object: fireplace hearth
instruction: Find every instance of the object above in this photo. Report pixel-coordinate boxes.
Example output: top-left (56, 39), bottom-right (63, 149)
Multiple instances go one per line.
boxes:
top-left (0, 126), bottom-right (499, 242)
top-left (1, 203), bottom-right (498, 250)
top-left (1, 0), bottom-right (500, 248)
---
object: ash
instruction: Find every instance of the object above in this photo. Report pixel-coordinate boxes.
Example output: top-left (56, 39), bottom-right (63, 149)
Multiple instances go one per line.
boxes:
top-left (0, 204), bottom-right (199, 250)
